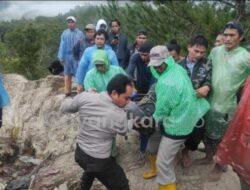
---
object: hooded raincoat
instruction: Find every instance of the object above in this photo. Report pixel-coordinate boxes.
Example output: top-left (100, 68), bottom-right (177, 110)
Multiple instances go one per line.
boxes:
top-left (84, 50), bottom-right (125, 92)
top-left (57, 28), bottom-right (84, 75)
top-left (96, 19), bottom-right (108, 31)
top-left (76, 45), bottom-right (119, 86)
top-left (206, 45), bottom-right (250, 140)
top-left (151, 57), bottom-right (210, 137)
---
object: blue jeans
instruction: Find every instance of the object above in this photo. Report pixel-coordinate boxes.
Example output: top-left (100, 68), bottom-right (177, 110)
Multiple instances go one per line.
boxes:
top-left (140, 134), bottom-right (149, 153)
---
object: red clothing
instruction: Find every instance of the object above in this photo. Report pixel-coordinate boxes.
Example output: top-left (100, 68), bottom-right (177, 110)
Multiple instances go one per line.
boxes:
top-left (216, 77), bottom-right (250, 184)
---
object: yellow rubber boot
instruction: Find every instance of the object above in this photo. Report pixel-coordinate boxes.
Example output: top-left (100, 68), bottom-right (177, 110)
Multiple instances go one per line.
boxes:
top-left (143, 155), bottom-right (157, 179)
top-left (159, 183), bottom-right (177, 190)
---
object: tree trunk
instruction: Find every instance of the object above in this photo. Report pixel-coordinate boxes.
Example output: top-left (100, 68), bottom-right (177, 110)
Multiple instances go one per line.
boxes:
top-left (235, 0), bottom-right (246, 21)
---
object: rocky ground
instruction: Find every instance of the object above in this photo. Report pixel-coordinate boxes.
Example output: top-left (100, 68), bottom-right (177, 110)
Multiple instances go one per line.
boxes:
top-left (0, 74), bottom-right (242, 190)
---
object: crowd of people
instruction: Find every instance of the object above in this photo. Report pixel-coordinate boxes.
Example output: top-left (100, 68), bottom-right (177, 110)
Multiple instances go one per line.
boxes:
top-left (57, 16), bottom-right (250, 190)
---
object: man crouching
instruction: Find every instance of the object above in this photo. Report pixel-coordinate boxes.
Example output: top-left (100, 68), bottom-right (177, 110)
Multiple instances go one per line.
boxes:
top-left (60, 74), bottom-right (133, 190)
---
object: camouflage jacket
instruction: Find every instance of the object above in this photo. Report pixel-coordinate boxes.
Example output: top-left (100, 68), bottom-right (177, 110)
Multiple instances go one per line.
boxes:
top-left (179, 57), bottom-right (212, 90)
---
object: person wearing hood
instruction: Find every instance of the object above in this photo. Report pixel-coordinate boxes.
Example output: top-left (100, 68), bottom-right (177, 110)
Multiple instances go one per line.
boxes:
top-left (60, 74), bottom-right (132, 190)
top-left (84, 49), bottom-right (126, 92)
top-left (58, 16), bottom-right (84, 96)
top-left (96, 19), bottom-right (108, 31)
top-left (76, 29), bottom-right (119, 93)
top-left (148, 46), bottom-right (210, 190)
top-left (84, 49), bottom-right (126, 171)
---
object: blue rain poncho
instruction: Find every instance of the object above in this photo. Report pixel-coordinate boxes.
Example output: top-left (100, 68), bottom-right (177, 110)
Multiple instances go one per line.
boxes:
top-left (76, 45), bottom-right (119, 86)
top-left (0, 75), bottom-right (9, 108)
top-left (57, 28), bottom-right (84, 75)
top-left (84, 50), bottom-right (125, 92)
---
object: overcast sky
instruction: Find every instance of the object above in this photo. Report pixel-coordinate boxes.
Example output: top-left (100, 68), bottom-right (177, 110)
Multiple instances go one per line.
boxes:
top-left (0, 1), bottom-right (112, 21)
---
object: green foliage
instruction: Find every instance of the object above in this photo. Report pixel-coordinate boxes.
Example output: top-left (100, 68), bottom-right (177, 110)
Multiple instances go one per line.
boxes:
top-left (98, 1), bottom-right (238, 52)
top-left (0, 6), bottom-right (100, 80)
top-left (0, 1), bottom-right (249, 80)
top-left (4, 23), bottom-right (44, 80)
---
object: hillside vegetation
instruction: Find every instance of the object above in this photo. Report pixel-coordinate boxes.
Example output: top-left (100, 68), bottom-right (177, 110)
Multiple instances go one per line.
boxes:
top-left (0, 1), bottom-right (249, 80)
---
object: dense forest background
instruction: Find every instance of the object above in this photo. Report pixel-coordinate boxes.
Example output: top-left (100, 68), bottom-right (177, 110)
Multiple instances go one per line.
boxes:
top-left (0, 0), bottom-right (249, 80)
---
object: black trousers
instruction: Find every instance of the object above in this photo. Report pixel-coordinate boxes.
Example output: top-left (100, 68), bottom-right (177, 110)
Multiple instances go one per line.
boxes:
top-left (0, 108), bottom-right (2, 128)
top-left (185, 118), bottom-right (205, 151)
top-left (75, 144), bottom-right (129, 190)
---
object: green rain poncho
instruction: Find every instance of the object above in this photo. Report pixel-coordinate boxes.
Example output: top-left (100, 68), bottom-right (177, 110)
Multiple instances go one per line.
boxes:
top-left (84, 49), bottom-right (126, 92)
top-left (151, 56), bottom-right (210, 136)
top-left (206, 45), bottom-right (250, 140)
top-left (84, 49), bottom-right (126, 157)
